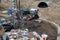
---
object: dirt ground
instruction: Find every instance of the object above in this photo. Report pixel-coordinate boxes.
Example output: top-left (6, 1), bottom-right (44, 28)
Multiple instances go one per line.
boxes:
top-left (27, 20), bottom-right (57, 40)
top-left (29, 1), bottom-right (60, 26)
top-left (20, 0), bottom-right (60, 26)
top-left (38, 6), bottom-right (60, 26)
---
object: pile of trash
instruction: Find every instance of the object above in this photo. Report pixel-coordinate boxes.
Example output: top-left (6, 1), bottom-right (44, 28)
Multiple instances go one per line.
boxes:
top-left (0, 7), bottom-right (57, 40)
top-left (3, 29), bottom-right (48, 40)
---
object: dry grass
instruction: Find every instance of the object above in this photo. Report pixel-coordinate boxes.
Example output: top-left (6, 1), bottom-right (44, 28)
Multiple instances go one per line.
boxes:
top-left (30, 1), bottom-right (60, 26)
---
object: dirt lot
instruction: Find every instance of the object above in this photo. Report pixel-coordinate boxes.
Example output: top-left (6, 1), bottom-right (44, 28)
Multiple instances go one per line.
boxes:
top-left (27, 20), bottom-right (57, 40)
top-left (20, 0), bottom-right (60, 26)
top-left (29, 1), bottom-right (60, 26)
top-left (38, 5), bottom-right (60, 26)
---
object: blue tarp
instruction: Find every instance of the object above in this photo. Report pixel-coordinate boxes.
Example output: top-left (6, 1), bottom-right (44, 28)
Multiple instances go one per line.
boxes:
top-left (0, 21), bottom-right (4, 25)
top-left (7, 9), bottom-right (13, 15)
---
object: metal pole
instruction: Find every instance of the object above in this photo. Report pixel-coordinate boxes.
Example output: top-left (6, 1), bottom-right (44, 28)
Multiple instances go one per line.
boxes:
top-left (19, 0), bottom-right (25, 29)
top-left (19, 0), bottom-right (20, 10)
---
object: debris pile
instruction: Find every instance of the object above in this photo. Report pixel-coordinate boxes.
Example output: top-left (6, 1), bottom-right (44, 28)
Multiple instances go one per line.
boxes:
top-left (3, 29), bottom-right (40, 40)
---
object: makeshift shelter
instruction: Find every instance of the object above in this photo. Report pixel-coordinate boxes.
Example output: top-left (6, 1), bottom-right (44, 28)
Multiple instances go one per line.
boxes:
top-left (38, 2), bottom-right (48, 8)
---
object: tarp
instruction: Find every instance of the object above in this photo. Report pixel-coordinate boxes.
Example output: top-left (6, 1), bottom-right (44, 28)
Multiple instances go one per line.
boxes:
top-left (7, 9), bottom-right (13, 15)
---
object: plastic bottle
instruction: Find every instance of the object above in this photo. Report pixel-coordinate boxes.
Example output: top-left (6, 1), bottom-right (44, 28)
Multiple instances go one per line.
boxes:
top-left (41, 34), bottom-right (48, 40)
